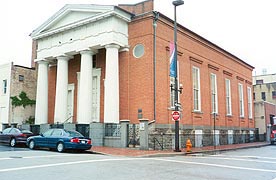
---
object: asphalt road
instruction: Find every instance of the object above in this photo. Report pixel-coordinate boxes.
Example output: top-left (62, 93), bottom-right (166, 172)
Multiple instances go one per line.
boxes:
top-left (0, 145), bottom-right (275, 180)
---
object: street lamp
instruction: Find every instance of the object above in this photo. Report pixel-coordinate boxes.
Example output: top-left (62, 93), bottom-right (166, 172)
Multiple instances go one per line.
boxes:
top-left (172, 0), bottom-right (184, 152)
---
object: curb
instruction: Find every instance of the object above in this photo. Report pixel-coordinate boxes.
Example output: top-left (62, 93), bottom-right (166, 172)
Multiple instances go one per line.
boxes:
top-left (90, 143), bottom-right (270, 158)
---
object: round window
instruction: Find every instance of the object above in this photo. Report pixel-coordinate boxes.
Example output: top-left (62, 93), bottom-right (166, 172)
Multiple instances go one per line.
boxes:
top-left (133, 44), bottom-right (145, 58)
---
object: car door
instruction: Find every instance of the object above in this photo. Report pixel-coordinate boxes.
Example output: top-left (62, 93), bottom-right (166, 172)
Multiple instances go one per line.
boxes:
top-left (35, 129), bottom-right (54, 147)
top-left (48, 129), bottom-right (63, 148)
top-left (0, 128), bottom-right (12, 143)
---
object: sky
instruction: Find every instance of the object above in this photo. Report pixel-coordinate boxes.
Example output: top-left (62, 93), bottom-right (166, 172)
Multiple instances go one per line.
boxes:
top-left (0, 0), bottom-right (275, 75)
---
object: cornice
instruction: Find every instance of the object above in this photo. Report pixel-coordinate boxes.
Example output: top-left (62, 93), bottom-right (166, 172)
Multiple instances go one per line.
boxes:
top-left (189, 56), bottom-right (203, 64)
top-left (165, 46), bottom-right (183, 56)
top-left (236, 76), bottom-right (245, 82)
top-left (223, 70), bottom-right (232, 77)
top-left (208, 64), bottom-right (219, 71)
top-left (31, 5), bottom-right (132, 40)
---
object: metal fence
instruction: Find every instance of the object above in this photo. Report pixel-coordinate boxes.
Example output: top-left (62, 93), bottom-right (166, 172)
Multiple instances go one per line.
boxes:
top-left (149, 131), bottom-right (259, 150)
top-left (105, 123), bottom-right (121, 137)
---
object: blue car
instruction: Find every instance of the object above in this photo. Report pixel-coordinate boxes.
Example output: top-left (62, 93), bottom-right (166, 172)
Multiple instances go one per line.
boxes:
top-left (26, 128), bottom-right (92, 152)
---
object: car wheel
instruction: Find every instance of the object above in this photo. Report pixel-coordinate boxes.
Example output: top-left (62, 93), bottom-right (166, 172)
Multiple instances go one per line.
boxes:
top-left (57, 142), bottom-right (64, 153)
top-left (29, 140), bottom-right (36, 150)
top-left (10, 138), bottom-right (16, 147)
top-left (271, 141), bottom-right (274, 145)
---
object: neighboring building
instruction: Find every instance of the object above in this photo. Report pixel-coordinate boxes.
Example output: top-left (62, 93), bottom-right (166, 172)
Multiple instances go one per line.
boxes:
top-left (253, 73), bottom-right (276, 141)
top-left (254, 101), bottom-right (276, 141)
top-left (0, 62), bottom-right (36, 130)
top-left (30, 0), bottom-right (254, 147)
top-left (253, 73), bottom-right (276, 104)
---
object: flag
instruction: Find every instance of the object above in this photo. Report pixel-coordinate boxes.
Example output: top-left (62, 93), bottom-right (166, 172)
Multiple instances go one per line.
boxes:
top-left (169, 42), bottom-right (176, 77)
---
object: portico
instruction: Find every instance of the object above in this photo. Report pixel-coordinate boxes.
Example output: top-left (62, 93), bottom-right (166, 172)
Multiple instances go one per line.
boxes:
top-left (31, 4), bottom-right (131, 125)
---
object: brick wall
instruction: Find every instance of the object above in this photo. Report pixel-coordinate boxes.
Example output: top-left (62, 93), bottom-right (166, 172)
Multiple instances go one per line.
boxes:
top-left (118, 0), bottom-right (154, 14)
top-left (46, 9), bottom-right (254, 131)
top-left (9, 65), bottom-right (36, 125)
top-left (120, 12), bottom-right (254, 130)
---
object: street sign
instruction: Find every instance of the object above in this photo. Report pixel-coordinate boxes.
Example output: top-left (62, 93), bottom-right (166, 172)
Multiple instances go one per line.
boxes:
top-left (172, 111), bottom-right (180, 121)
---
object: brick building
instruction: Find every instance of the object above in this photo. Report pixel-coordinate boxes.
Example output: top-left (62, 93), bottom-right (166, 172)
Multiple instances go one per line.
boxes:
top-left (253, 73), bottom-right (276, 141)
top-left (0, 62), bottom-right (36, 130)
top-left (30, 0), bottom-right (254, 147)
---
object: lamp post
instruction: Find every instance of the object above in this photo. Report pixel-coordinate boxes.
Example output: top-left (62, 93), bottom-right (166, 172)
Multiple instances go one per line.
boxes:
top-left (172, 0), bottom-right (184, 152)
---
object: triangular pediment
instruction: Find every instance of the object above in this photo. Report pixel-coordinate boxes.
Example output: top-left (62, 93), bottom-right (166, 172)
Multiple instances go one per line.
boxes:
top-left (31, 4), bottom-right (132, 39)
top-left (44, 11), bottom-right (100, 32)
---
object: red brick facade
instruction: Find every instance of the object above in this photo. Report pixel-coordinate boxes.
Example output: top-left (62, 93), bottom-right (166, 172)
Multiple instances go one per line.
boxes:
top-left (34, 0), bottom-right (255, 131)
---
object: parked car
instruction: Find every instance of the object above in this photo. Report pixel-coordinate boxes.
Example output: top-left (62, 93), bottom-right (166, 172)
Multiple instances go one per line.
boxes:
top-left (0, 127), bottom-right (34, 147)
top-left (270, 125), bottom-right (276, 144)
top-left (26, 128), bottom-right (92, 152)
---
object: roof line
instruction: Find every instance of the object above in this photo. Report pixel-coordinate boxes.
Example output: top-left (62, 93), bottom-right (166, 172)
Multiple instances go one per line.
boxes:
top-left (157, 12), bottom-right (254, 69)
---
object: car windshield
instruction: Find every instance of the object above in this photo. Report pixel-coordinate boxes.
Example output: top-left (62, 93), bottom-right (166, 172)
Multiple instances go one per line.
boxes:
top-left (272, 125), bottom-right (276, 131)
top-left (64, 130), bottom-right (83, 137)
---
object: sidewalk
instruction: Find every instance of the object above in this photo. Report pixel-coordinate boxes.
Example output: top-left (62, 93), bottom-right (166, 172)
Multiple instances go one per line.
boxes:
top-left (90, 142), bottom-right (270, 157)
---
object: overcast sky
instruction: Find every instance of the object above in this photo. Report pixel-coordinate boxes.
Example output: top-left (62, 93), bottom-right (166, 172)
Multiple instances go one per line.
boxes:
top-left (0, 0), bottom-right (275, 75)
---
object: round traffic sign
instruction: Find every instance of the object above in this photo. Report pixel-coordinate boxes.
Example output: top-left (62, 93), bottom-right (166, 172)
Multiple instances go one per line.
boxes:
top-left (172, 111), bottom-right (180, 121)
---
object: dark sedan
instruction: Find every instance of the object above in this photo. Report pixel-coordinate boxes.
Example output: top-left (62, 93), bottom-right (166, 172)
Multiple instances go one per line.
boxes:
top-left (26, 128), bottom-right (92, 152)
top-left (0, 128), bottom-right (33, 147)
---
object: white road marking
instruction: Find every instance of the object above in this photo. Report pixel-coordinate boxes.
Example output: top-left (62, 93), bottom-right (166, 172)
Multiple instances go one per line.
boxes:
top-left (0, 154), bottom-right (90, 161)
top-left (213, 155), bottom-right (276, 160)
top-left (191, 156), bottom-right (276, 164)
top-left (0, 158), bottom-right (135, 172)
top-left (151, 158), bottom-right (276, 173)
top-left (0, 157), bottom-right (275, 173)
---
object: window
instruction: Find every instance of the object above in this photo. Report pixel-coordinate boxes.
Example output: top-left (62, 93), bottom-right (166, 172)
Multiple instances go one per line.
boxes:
top-left (253, 92), bottom-right (255, 100)
top-left (133, 44), bottom-right (145, 58)
top-left (238, 83), bottom-right (244, 117)
top-left (272, 91), bottom-right (276, 99)
top-left (256, 79), bottom-right (263, 85)
top-left (2, 128), bottom-right (11, 134)
top-left (211, 73), bottom-right (218, 114)
top-left (225, 79), bottom-right (232, 115)
top-left (43, 129), bottom-right (54, 137)
top-left (93, 55), bottom-right (96, 68)
top-left (2, 79), bottom-right (7, 94)
top-left (52, 129), bottom-right (62, 136)
top-left (192, 67), bottom-right (201, 111)
top-left (261, 92), bottom-right (266, 101)
top-left (19, 75), bottom-right (24, 82)
top-left (247, 87), bottom-right (253, 119)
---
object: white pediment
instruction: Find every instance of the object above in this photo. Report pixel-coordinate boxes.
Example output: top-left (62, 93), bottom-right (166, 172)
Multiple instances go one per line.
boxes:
top-left (44, 11), bottom-right (100, 32)
top-left (31, 4), bottom-right (132, 40)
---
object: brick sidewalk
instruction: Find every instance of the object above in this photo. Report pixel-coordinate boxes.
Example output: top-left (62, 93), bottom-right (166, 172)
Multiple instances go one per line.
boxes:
top-left (90, 142), bottom-right (270, 157)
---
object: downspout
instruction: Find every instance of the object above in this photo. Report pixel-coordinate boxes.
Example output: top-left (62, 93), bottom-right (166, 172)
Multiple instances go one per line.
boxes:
top-left (153, 11), bottom-right (159, 122)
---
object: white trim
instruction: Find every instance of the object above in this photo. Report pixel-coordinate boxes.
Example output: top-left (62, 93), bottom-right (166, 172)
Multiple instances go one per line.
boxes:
top-left (92, 68), bottom-right (101, 122)
top-left (225, 79), bottom-right (232, 115)
top-left (238, 83), bottom-right (244, 117)
top-left (211, 73), bottom-right (218, 114)
top-left (31, 5), bottom-right (131, 40)
top-left (67, 84), bottom-right (75, 123)
top-left (192, 66), bottom-right (201, 112)
top-left (247, 87), bottom-right (253, 119)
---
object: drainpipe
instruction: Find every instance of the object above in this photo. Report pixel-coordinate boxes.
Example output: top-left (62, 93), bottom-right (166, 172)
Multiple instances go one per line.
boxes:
top-left (153, 11), bottom-right (159, 122)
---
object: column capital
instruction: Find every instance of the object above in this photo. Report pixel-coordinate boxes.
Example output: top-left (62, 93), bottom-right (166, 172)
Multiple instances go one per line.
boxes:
top-left (56, 55), bottom-right (73, 61)
top-left (36, 60), bottom-right (49, 65)
top-left (105, 44), bottom-right (120, 49)
top-left (80, 49), bottom-right (98, 56)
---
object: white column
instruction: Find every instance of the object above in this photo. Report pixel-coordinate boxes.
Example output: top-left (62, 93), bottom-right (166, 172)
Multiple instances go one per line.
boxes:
top-left (104, 44), bottom-right (120, 123)
top-left (54, 56), bottom-right (70, 123)
top-left (35, 60), bottom-right (49, 124)
top-left (77, 50), bottom-right (95, 124)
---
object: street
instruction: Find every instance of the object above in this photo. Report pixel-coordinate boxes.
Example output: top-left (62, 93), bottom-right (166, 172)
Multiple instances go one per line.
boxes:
top-left (0, 144), bottom-right (275, 180)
